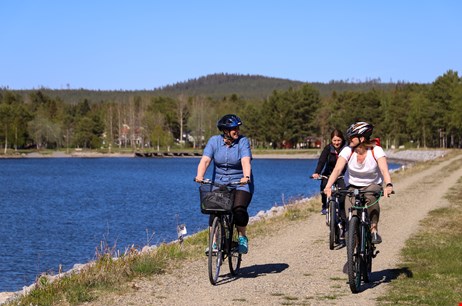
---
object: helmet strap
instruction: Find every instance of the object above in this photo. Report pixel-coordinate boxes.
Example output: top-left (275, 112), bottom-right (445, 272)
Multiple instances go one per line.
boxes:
top-left (223, 130), bottom-right (233, 141)
top-left (350, 136), bottom-right (362, 150)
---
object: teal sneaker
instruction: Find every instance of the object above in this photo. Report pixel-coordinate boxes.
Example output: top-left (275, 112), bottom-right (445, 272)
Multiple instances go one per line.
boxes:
top-left (205, 242), bottom-right (218, 255)
top-left (238, 236), bottom-right (248, 254)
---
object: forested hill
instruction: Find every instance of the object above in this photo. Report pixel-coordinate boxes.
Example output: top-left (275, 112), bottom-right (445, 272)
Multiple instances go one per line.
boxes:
top-left (7, 73), bottom-right (404, 103)
top-left (155, 73), bottom-right (401, 99)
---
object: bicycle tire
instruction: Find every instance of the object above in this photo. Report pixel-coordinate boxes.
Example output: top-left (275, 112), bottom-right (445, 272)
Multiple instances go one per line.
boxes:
top-left (328, 200), bottom-right (336, 250)
top-left (347, 216), bottom-right (361, 293)
top-left (208, 216), bottom-right (223, 285)
top-left (228, 220), bottom-right (242, 275)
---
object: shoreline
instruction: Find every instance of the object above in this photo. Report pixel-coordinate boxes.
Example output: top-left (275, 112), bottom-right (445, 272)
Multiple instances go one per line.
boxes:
top-left (0, 149), bottom-right (451, 163)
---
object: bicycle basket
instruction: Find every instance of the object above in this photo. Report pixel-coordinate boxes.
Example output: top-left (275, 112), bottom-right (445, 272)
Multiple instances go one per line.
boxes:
top-left (199, 184), bottom-right (234, 214)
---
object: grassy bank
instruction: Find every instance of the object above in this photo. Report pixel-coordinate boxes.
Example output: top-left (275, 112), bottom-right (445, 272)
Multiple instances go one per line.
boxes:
top-left (378, 176), bottom-right (462, 304)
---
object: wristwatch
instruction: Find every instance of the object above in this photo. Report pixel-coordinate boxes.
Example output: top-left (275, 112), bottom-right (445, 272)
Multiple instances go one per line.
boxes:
top-left (386, 183), bottom-right (393, 188)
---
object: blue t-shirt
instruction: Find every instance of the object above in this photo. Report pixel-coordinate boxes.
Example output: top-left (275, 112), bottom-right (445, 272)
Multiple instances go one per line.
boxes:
top-left (203, 134), bottom-right (254, 193)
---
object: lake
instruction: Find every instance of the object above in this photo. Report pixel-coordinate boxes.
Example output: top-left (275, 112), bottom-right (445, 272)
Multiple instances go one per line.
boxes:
top-left (0, 157), bottom-right (400, 292)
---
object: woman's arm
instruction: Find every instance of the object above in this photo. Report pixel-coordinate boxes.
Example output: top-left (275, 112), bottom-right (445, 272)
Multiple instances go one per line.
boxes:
top-left (195, 156), bottom-right (212, 181)
top-left (377, 156), bottom-right (393, 197)
top-left (240, 156), bottom-right (251, 183)
top-left (323, 156), bottom-right (347, 197)
top-left (313, 145), bottom-right (329, 176)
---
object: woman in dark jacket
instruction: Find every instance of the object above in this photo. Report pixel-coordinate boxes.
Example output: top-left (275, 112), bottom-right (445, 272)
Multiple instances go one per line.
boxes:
top-left (312, 129), bottom-right (346, 215)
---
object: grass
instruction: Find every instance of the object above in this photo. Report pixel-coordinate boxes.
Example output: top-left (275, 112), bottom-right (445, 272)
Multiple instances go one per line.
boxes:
top-left (377, 176), bottom-right (462, 305)
top-left (6, 230), bottom-right (209, 306)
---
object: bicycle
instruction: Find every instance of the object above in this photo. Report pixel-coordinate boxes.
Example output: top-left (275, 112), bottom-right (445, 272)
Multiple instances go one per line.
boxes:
top-left (312, 175), bottom-right (345, 250)
top-left (333, 187), bottom-right (388, 293)
top-left (196, 178), bottom-right (245, 285)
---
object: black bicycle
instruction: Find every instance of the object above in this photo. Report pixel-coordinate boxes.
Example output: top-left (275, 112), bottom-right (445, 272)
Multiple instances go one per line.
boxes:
top-left (312, 175), bottom-right (345, 250)
top-left (196, 179), bottom-right (244, 285)
top-left (334, 187), bottom-right (384, 293)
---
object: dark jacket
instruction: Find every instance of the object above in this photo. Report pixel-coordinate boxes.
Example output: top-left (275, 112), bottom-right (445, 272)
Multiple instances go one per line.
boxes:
top-left (314, 144), bottom-right (345, 176)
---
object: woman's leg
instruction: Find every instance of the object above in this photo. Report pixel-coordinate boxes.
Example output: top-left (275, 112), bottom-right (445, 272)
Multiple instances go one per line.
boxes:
top-left (364, 184), bottom-right (382, 243)
top-left (320, 178), bottom-right (328, 213)
top-left (364, 184), bottom-right (381, 230)
top-left (233, 190), bottom-right (252, 236)
top-left (233, 190), bottom-right (252, 253)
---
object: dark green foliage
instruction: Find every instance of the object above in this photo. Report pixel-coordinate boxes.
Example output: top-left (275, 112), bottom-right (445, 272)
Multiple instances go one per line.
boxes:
top-left (1, 71), bottom-right (462, 151)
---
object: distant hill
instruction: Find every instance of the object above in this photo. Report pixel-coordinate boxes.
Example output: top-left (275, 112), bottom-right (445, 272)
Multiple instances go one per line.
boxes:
top-left (154, 73), bottom-right (401, 99)
top-left (4, 73), bottom-right (406, 103)
top-left (153, 73), bottom-right (304, 99)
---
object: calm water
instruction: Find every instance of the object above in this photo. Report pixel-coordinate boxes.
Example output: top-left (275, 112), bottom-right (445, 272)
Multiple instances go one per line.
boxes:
top-left (0, 157), bottom-right (400, 291)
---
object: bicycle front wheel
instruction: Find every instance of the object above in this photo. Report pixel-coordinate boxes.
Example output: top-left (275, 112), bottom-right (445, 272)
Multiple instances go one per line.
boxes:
top-left (347, 216), bottom-right (361, 293)
top-left (208, 216), bottom-right (224, 285)
top-left (328, 200), bottom-right (337, 250)
top-left (228, 221), bottom-right (242, 275)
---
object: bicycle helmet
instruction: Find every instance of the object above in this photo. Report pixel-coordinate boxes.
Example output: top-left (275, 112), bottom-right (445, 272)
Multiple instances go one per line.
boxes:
top-left (346, 122), bottom-right (374, 140)
top-left (217, 114), bottom-right (242, 131)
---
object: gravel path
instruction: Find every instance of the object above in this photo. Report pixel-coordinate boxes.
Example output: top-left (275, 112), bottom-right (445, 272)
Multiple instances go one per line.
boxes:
top-left (78, 151), bottom-right (462, 306)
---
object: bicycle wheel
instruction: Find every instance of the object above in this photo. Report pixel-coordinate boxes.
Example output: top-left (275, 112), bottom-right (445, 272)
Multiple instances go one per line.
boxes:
top-left (328, 200), bottom-right (336, 250)
top-left (208, 216), bottom-right (224, 285)
top-left (228, 220), bottom-right (242, 275)
top-left (347, 216), bottom-right (361, 293)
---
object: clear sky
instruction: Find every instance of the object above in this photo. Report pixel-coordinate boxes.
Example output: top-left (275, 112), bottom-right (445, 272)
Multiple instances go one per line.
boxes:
top-left (1, 1), bottom-right (461, 90)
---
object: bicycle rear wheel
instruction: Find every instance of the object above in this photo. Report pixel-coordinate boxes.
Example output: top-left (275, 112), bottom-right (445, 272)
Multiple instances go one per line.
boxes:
top-left (228, 221), bottom-right (242, 275)
top-left (328, 200), bottom-right (337, 250)
top-left (347, 216), bottom-right (361, 293)
top-left (208, 216), bottom-right (224, 285)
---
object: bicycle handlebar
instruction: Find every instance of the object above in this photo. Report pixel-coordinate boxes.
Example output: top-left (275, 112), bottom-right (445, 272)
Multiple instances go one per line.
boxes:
top-left (194, 178), bottom-right (248, 186)
top-left (311, 175), bottom-right (344, 181)
top-left (332, 188), bottom-right (394, 209)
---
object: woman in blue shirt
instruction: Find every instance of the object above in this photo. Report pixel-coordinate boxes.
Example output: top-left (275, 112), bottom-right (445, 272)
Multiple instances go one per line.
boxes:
top-left (195, 114), bottom-right (254, 254)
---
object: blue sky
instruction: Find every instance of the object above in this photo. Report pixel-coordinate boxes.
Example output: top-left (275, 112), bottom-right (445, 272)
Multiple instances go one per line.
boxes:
top-left (1, 1), bottom-right (461, 90)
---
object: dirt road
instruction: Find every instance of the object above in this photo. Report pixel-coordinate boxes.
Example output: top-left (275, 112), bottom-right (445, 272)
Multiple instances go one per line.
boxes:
top-left (84, 152), bottom-right (462, 305)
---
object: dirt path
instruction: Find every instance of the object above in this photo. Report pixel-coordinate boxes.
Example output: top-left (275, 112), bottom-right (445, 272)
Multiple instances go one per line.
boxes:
top-left (84, 153), bottom-right (462, 306)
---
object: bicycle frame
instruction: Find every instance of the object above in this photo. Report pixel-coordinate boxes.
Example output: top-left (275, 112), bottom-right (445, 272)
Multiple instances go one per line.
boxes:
top-left (337, 188), bottom-right (382, 293)
top-left (196, 179), bottom-right (245, 285)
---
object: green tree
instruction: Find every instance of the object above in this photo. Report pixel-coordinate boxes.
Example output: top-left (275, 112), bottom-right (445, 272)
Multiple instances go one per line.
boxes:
top-left (427, 70), bottom-right (460, 147)
top-left (405, 90), bottom-right (432, 147)
top-left (73, 115), bottom-right (105, 149)
top-left (448, 83), bottom-right (462, 147)
top-left (27, 114), bottom-right (62, 149)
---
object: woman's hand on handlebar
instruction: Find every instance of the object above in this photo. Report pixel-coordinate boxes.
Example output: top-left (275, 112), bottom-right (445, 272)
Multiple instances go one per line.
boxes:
top-left (311, 173), bottom-right (320, 180)
top-left (194, 177), bottom-right (204, 183)
top-left (383, 185), bottom-right (394, 197)
top-left (323, 186), bottom-right (332, 198)
top-left (240, 176), bottom-right (250, 185)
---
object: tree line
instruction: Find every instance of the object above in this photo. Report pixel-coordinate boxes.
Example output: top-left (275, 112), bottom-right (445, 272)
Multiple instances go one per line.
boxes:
top-left (0, 70), bottom-right (461, 153)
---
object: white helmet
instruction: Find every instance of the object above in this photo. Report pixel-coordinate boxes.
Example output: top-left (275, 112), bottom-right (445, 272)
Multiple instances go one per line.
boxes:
top-left (346, 122), bottom-right (374, 139)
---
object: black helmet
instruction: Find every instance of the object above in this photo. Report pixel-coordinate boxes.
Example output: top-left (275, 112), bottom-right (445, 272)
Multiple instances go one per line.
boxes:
top-left (346, 122), bottom-right (374, 140)
top-left (217, 114), bottom-right (242, 131)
